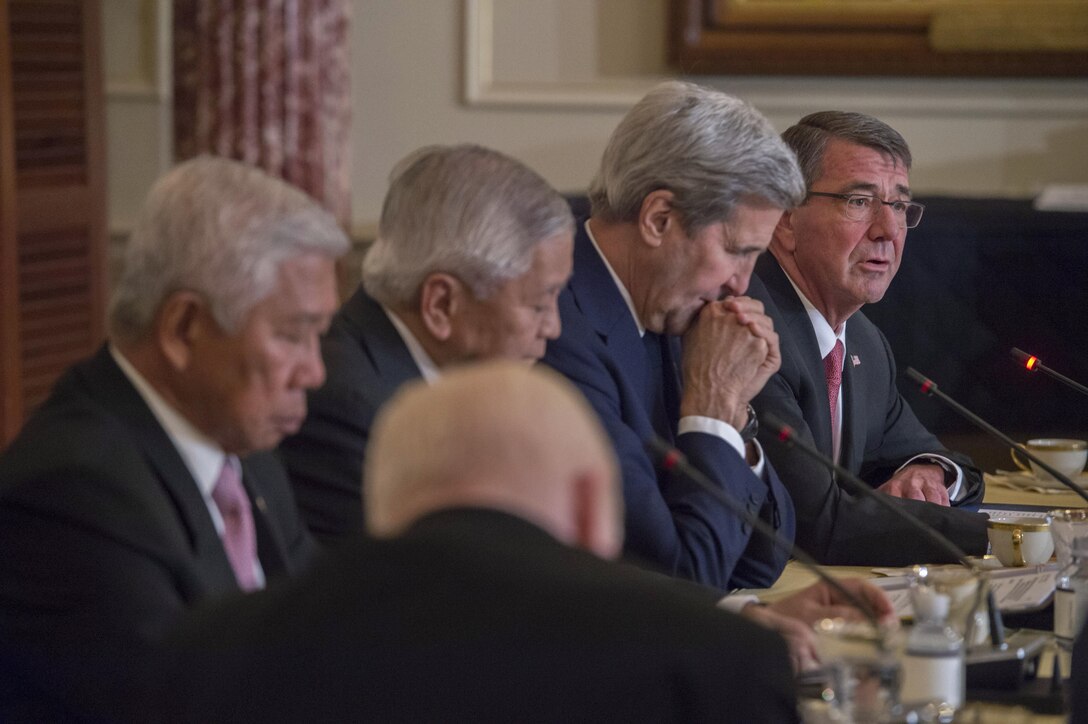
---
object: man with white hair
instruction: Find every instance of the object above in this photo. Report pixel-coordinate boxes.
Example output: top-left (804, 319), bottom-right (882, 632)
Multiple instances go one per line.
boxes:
top-left (162, 362), bottom-right (892, 721)
top-left (542, 81), bottom-right (806, 590)
top-left (0, 156), bottom-right (347, 715)
top-left (278, 144), bottom-right (574, 543)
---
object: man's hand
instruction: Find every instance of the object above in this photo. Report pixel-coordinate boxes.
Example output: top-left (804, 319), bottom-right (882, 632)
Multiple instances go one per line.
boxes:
top-left (877, 463), bottom-right (949, 506)
top-left (765, 578), bottom-right (897, 628)
top-left (680, 297), bottom-right (780, 428)
top-left (741, 604), bottom-right (821, 672)
top-left (741, 579), bottom-right (897, 673)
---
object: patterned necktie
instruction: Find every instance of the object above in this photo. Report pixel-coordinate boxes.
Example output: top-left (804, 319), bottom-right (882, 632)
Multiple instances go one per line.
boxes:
top-left (824, 339), bottom-right (845, 442)
top-left (211, 457), bottom-right (260, 591)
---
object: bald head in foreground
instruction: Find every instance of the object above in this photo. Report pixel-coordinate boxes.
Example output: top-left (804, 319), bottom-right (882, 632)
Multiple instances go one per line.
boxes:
top-left (162, 362), bottom-right (891, 721)
top-left (365, 361), bottom-right (621, 558)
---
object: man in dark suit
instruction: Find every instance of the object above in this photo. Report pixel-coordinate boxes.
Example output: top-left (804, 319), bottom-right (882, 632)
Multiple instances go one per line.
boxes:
top-left (0, 156), bottom-right (347, 716)
top-left (278, 144), bottom-right (574, 543)
top-left (163, 363), bottom-right (893, 722)
top-left (541, 81), bottom-right (806, 590)
top-left (749, 111), bottom-right (989, 565)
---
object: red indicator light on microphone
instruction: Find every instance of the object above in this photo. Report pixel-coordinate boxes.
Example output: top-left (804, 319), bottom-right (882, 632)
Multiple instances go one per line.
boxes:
top-left (920, 380), bottom-right (934, 394)
top-left (1025, 356), bottom-right (1038, 371)
top-left (662, 449), bottom-right (681, 471)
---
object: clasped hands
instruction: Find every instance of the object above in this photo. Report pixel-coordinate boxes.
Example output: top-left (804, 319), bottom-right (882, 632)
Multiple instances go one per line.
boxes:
top-left (680, 297), bottom-right (779, 432)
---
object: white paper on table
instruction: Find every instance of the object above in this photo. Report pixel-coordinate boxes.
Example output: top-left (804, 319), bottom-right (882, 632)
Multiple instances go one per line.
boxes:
top-left (867, 564), bottom-right (1058, 619)
top-left (979, 506), bottom-right (1051, 519)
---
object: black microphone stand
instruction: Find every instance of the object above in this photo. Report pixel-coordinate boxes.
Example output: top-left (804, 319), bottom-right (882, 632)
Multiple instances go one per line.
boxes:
top-left (645, 437), bottom-right (887, 632)
top-left (906, 367), bottom-right (1088, 504)
top-left (1012, 348), bottom-right (1088, 399)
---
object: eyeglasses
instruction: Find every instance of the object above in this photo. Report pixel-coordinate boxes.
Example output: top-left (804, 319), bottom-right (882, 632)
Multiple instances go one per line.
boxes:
top-left (807, 192), bottom-right (925, 229)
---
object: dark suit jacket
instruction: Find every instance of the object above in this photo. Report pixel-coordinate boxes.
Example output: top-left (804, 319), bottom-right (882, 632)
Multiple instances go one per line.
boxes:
top-left (541, 223), bottom-right (795, 590)
top-left (749, 255), bottom-right (989, 565)
top-left (0, 346), bottom-right (316, 717)
top-left (162, 509), bottom-right (798, 723)
top-left (278, 286), bottom-right (422, 543)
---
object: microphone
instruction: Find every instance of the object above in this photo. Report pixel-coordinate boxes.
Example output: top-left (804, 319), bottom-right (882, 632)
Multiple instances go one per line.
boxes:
top-left (1011, 347), bottom-right (1088, 398)
top-left (762, 412), bottom-right (976, 571)
top-left (905, 367), bottom-right (1088, 504)
top-left (646, 437), bottom-right (885, 631)
top-left (762, 412), bottom-right (1024, 672)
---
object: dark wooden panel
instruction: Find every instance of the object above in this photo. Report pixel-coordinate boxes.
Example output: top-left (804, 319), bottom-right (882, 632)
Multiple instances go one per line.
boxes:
top-left (0, 0), bottom-right (24, 444)
top-left (1, 0), bottom-right (105, 443)
top-left (9, 0), bottom-right (87, 183)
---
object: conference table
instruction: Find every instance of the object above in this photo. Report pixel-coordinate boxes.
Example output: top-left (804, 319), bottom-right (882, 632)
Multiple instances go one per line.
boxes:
top-left (753, 482), bottom-right (1086, 600)
top-left (749, 480), bottom-right (1085, 722)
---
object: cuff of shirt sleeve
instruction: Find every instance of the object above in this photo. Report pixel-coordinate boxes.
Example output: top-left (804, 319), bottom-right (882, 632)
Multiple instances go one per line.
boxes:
top-left (899, 454), bottom-right (965, 501)
top-left (678, 416), bottom-right (765, 476)
top-left (717, 594), bottom-right (761, 613)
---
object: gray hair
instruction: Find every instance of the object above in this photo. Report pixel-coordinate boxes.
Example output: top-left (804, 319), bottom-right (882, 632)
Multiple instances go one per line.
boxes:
top-left (782, 111), bottom-right (912, 189)
top-left (588, 81), bottom-right (805, 234)
top-left (362, 144), bottom-right (574, 307)
top-left (108, 155), bottom-right (349, 341)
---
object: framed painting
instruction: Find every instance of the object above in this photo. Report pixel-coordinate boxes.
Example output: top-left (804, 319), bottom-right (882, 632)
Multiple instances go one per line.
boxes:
top-left (669, 0), bottom-right (1088, 76)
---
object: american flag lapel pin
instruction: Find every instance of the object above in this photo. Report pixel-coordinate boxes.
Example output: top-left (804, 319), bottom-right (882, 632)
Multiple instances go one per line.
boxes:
top-left (851, 354), bottom-right (861, 367)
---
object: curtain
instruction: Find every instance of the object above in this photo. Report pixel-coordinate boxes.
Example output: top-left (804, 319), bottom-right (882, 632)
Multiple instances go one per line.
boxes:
top-left (173, 0), bottom-right (351, 226)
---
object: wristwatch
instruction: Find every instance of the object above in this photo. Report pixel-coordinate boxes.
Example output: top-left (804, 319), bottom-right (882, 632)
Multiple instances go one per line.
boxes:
top-left (738, 404), bottom-right (759, 444)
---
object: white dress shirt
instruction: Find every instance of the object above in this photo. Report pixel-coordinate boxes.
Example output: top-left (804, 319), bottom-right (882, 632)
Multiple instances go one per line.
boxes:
top-left (383, 305), bottom-right (441, 384)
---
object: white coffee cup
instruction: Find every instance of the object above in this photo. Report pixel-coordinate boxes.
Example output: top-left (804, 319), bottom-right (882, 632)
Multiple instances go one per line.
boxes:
top-left (987, 517), bottom-right (1054, 567)
top-left (1011, 438), bottom-right (1088, 482)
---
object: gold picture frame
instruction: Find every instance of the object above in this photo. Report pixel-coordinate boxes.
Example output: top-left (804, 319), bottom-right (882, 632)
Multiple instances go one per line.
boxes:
top-left (669, 0), bottom-right (1088, 76)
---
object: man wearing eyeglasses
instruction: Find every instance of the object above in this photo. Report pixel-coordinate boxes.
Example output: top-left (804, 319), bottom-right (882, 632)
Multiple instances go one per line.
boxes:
top-left (748, 111), bottom-right (989, 566)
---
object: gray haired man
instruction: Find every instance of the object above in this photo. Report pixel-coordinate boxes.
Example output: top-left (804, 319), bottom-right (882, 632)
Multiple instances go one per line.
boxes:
top-left (749, 111), bottom-right (990, 565)
top-left (0, 156), bottom-right (348, 714)
top-left (278, 143), bottom-right (575, 543)
top-left (542, 80), bottom-right (806, 591)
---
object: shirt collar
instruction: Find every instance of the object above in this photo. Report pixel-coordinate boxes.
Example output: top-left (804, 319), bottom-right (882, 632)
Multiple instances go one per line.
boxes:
top-left (585, 219), bottom-right (645, 337)
top-left (382, 306), bottom-right (441, 384)
top-left (781, 272), bottom-right (847, 361)
top-left (109, 344), bottom-right (226, 499)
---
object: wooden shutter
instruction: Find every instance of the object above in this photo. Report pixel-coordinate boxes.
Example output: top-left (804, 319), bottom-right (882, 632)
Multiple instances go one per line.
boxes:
top-left (0, 0), bottom-right (106, 444)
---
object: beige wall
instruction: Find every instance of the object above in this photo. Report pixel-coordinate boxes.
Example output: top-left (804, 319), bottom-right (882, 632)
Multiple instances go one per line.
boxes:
top-left (104, 0), bottom-right (1088, 236)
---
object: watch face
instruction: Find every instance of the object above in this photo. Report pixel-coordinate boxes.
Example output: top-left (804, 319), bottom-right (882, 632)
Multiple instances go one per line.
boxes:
top-left (740, 404), bottom-right (758, 443)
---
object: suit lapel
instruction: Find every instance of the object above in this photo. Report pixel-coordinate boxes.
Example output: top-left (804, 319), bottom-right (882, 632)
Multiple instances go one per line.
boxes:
top-left (756, 257), bottom-right (836, 456)
top-left (77, 346), bottom-right (239, 590)
top-left (569, 224), bottom-right (662, 429)
top-left (239, 456), bottom-right (287, 576)
top-left (337, 286), bottom-right (423, 398)
top-left (840, 343), bottom-right (866, 472)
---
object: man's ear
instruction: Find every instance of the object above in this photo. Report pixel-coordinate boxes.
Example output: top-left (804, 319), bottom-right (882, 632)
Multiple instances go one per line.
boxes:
top-left (571, 468), bottom-right (623, 560)
top-left (772, 209), bottom-right (797, 253)
top-left (155, 291), bottom-right (208, 371)
top-left (418, 272), bottom-right (463, 342)
top-left (636, 190), bottom-right (675, 248)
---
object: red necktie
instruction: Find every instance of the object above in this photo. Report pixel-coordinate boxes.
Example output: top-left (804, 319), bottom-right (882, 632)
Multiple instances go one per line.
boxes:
top-left (824, 339), bottom-right (844, 441)
top-left (211, 457), bottom-right (260, 591)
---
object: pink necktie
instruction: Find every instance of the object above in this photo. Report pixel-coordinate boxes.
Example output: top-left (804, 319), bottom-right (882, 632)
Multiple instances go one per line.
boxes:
top-left (824, 339), bottom-right (844, 440)
top-left (211, 457), bottom-right (260, 591)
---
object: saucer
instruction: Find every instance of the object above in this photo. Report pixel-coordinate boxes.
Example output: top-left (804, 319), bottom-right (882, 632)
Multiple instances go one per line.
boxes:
top-left (986, 469), bottom-right (1088, 492)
